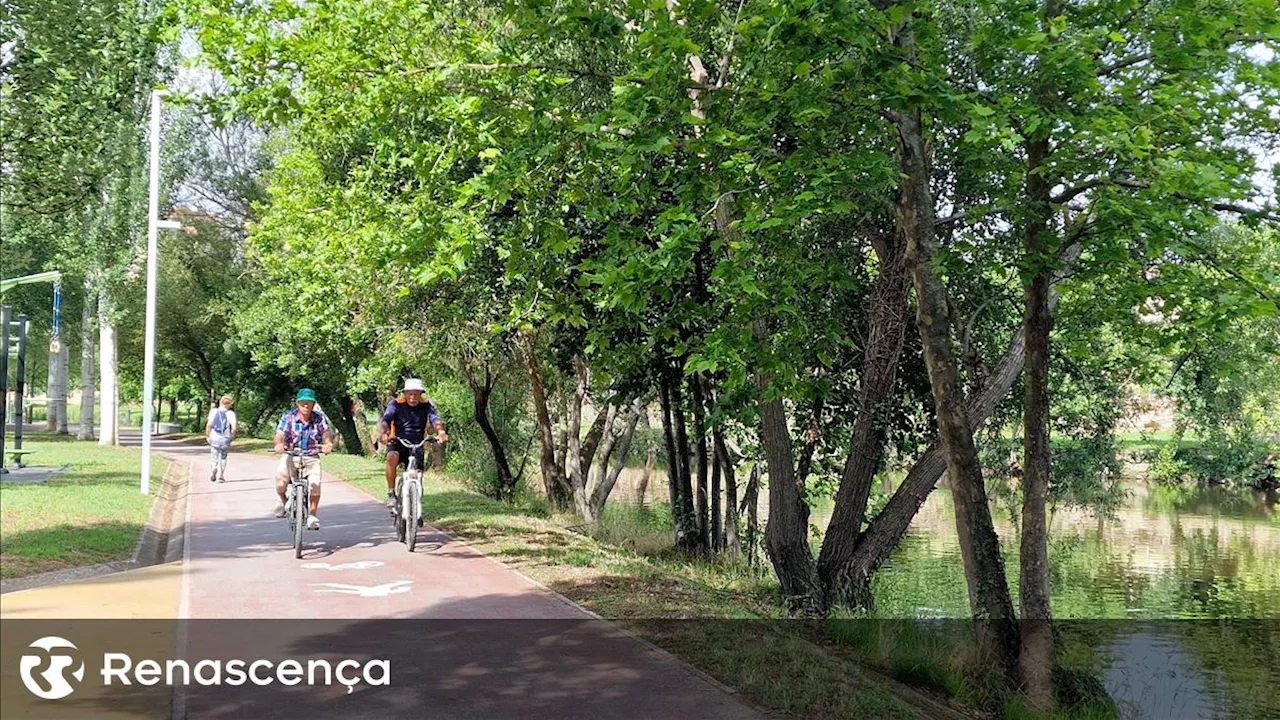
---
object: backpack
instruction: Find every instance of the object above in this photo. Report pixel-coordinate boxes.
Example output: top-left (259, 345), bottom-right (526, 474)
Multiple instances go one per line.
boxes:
top-left (212, 408), bottom-right (230, 435)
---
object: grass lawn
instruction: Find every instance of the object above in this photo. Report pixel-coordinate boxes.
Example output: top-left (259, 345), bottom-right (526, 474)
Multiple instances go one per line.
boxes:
top-left (316, 452), bottom-right (930, 720)
top-left (0, 434), bottom-right (164, 579)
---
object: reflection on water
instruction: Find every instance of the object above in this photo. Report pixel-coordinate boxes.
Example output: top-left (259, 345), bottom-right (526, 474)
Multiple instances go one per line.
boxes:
top-left (612, 466), bottom-right (1279, 718)
top-left (852, 482), bottom-right (1280, 619)
top-left (846, 480), bottom-right (1280, 719)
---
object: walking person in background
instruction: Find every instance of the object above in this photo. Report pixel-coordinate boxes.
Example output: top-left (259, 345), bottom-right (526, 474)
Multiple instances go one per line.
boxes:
top-left (205, 395), bottom-right (238, 482)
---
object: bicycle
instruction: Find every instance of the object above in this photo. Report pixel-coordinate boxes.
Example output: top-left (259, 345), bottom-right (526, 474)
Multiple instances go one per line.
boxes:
top-left (280, 447), bottom-right (319, 559)
top-left (390, 436), bottom-right (439, 553)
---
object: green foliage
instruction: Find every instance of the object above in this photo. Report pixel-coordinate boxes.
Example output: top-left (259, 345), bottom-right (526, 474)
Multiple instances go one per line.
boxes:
top-left (175, 0), bottom-right (1280, 646)
top-left (1147, 443), bottom-right (1186, 484)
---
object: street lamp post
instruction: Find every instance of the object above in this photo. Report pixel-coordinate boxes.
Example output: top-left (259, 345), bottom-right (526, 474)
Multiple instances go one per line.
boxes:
top-left (140, 89), bottom-right (172, 496)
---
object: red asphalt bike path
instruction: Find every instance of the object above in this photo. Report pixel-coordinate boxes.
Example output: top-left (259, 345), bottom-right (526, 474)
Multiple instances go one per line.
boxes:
top-left (147, 437), bottom-right (763, 720)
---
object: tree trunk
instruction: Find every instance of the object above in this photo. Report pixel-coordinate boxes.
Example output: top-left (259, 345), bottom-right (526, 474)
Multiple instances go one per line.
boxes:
top-left (670, 371), bottom-right (700, 553)
top-left (328, 394), bottom-right (372, 455)
top-left (596, 404), bottom-right (621, 483)
top-left (1020, 212), bottom-right (1056, 710)
top-left (97, 283), bottom-right (118, 447)
top-left (466, 364), bottom-right (517, 500)
top-left (594, 409), bottom-right (622, 508)
top-left (521, 331), bottom-right (565, 507)
top-left (1019, 7), bottom-right (1060, 702)
top-left (744, 464), bottom-right (760, 566)
top-left (760, 387), bottom-right (824, 612)
top-left (658, 373), bottom-right (684, 543)
top-left (691, 374), bottom-right (711, 548)
top-left (580, 400), bottom-right (610, 480)
top-left (555, 388), bottom-right (569, 484)
top-left (714, 193), bottom-right (822, 610)
top-left (351, 397), bottom-right (376, 455)
top-left (588, 399), bottom-right (643, 522)
top-left (55, 344), bottom-right (69, 433)
top-left (569, 357), bottom-right (590, 519)
top-left (817, 227), bottom-right (911, 604)
top-left (637, 410), bottom-right (655, 506)
top-left (711, 428), bottom-right (722, 553)
top-left (795, 396), bottom-right (825, 486)
top-left (46, 348), bottom-right (58, 432)
top-left (716, 426), bottom-right (740, 561)
top-left (77, 282), bottom-right (97, 441)
top-left (894, 100), bottom-right (1017, 670)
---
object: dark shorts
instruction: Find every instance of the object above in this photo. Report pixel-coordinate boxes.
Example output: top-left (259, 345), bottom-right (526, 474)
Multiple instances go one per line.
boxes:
top-left (389, 438), bottom-right (427, 470)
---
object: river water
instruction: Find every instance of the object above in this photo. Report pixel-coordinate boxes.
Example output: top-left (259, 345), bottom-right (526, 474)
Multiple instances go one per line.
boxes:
top-left (857, 482), bottom-right (1280, 719)
top-left (617, 467), bottom-right (1279, 718)
top-left (857, 482), bottom-right (1280, 620)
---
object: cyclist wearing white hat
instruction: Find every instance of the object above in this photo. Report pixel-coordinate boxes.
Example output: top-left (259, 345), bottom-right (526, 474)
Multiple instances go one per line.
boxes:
top-left (378, 378), bottom-right (449, 508)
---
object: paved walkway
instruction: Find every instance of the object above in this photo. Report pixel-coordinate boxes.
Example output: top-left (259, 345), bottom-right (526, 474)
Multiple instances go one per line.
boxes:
top-left (3, 436), bottom-right (762, 720)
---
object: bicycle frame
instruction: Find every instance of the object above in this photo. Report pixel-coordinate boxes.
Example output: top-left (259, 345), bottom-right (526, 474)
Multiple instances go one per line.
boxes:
top-left (391, 437), bottom-right (436, 551)
top-left (283, 447), bottom-right (322, 558)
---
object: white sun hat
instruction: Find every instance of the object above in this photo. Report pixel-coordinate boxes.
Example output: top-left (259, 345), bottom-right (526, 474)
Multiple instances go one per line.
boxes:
top-left (402, 378), bottom-right (426, 393)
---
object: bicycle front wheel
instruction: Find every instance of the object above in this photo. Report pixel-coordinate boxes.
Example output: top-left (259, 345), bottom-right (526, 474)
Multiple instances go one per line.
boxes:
top-left (406, 481), bottom-right (420, 553)
top-left (294, 486), bottom-right (306, 559)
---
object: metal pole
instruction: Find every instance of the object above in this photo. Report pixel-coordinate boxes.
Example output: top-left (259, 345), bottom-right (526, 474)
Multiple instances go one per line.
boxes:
top-left (140, 89), bottom-right (166, 496)
top-left (1, 306), bottom-right (10, 472)
top-left (14, 315), bottom-right (27, 453)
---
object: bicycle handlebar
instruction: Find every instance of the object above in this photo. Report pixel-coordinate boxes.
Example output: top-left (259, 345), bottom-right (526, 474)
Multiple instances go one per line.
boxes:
top-left (274, 445), bottom-right (331, 456)
top-left (393, 436), bottom-right (440, 451)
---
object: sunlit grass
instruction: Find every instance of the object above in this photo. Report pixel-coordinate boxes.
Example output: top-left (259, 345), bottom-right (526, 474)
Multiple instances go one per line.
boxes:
top-left (0, 435), bottom-right (164, 578)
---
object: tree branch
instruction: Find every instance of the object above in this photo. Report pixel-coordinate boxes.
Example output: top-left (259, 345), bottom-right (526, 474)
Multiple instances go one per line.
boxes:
top-left (373, 63), bottom-right (614, 82)
top-left (1051, 177), bottom-right (1280, 224)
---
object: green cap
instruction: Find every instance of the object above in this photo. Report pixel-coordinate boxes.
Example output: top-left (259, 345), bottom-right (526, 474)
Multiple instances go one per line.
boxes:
top-left (295, 388), bottom-right (317, 403)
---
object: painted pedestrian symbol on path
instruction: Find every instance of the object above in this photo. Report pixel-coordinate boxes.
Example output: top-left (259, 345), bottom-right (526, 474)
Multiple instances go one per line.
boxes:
top-left (301, 561), bottom-right (385, 572)
top-left (312, 580), bottom-right (412, 597)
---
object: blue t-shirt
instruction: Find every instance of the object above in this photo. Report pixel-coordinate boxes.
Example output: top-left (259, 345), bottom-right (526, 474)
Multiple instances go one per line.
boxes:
top-left (381, 400), bottom-right (440, 443)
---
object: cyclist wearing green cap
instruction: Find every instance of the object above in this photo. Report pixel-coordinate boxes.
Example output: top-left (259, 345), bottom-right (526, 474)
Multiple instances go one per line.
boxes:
top-left (272, 388), bottom-right (333, 529)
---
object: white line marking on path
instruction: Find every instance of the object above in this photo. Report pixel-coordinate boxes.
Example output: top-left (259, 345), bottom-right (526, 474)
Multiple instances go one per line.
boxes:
top-left (301, 561), bottom-right (385, 571)
top-left (311, 581), bottom-right (412, 597)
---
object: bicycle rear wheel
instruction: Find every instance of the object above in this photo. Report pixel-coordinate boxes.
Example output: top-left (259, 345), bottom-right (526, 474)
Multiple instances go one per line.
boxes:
top-left (294, 486), bottom-right (306, 559)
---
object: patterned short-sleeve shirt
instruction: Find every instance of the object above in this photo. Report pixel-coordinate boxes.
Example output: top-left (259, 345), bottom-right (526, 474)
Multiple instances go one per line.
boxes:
top-left (276, 408), bottom-right (330, 456)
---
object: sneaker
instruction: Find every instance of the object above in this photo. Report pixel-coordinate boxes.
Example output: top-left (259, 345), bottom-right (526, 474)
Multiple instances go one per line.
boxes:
top-left (386, 491), bottom-right (397, 509)
top-left (306, 515), bottom-right (320, 530)
top-left (210, 470), bottom-right (218, 483)
top-left (273, 501), bottom-right (286, 518)
top-left (218, 473), bottom-right (226, 483)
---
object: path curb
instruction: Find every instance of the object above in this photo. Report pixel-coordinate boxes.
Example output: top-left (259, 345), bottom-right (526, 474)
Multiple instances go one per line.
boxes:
top-left (134, 455), bottom-right (190, 566)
